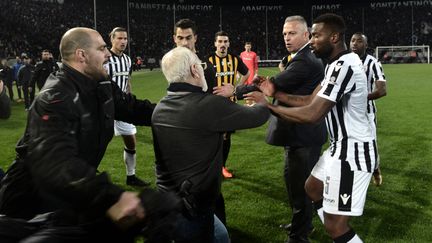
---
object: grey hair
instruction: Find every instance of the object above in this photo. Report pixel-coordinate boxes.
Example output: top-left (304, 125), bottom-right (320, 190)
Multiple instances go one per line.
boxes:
top-left (161, 46), bottom-right (208, 91)
top-left (284, 15), bottom-right (309, 32)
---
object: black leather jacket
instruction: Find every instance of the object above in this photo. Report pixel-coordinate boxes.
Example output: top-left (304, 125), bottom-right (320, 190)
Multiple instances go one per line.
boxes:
top-left (152, 83), bottom-right (270, 212)
top-left (31, 60), bottom-right (59, 89)
top-left (0, 64), bottom-right (155, 220)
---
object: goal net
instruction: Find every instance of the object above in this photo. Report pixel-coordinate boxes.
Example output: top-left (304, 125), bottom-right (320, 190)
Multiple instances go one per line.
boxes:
top-left (375, 45), bottom-right (430, 64)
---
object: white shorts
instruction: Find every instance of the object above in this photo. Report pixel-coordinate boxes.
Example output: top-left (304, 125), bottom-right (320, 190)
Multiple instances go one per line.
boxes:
top-left (114, 120), bottom-right (136, 136)
top-left (311, 149), bottom-right (372, 216)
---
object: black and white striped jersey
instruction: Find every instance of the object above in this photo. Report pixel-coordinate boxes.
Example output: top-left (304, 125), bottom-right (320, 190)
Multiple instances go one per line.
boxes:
top-left (105, 50), bottom-right (132, 92)
top-left (317, 51), bottom-right (377, 172)
top-left (361, 54), bottom-right (386, 114)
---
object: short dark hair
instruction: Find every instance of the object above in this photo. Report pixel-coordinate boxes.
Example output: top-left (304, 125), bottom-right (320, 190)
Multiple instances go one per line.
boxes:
top-left (313, 13), bottom-right (346, 40)
top-left (245, 42), bottom-right (252, 45)
top-left (352, 32), bottom-right (368, 43)
top-left (109, 27), bottom-right (127, 39)
top-left (174, 19), bottom-right (197, 35)
top-left (214, 31), bottom-right (229, 41)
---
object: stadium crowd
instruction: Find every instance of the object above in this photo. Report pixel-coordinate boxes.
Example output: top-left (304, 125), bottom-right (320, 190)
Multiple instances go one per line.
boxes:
top-left (1, 0), bottom-right (432, 64)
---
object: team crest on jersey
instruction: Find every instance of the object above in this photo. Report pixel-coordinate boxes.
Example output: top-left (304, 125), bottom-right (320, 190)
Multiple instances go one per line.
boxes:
top-left (222, 60), bottom-right (232, 67)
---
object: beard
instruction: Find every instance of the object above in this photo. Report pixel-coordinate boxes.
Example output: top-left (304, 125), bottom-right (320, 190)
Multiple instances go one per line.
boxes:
top-left (84, 65), bottom-right (110, 82)
top-left (312, 43), bottom-right (333, 59)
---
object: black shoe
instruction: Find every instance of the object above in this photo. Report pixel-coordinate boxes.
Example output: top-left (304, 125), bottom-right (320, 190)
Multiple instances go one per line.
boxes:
top-left (126, 175), bottom-right (150, 187)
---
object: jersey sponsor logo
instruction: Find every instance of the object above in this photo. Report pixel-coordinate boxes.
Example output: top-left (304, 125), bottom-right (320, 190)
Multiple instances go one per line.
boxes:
top-left (216, 71), bottom-right (235, 77)
top-left (113, 71), bottom-right (130, 77)
top-left (340, 193), bottom-right (351, 205)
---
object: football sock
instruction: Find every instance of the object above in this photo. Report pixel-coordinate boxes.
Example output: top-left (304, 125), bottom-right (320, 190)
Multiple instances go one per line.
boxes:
top-left (333, 228), bottom-right (363, 243)
top-left (124, 148), bottom-right (136, 176)
top-left (314, 199), bottom-right (324, 223)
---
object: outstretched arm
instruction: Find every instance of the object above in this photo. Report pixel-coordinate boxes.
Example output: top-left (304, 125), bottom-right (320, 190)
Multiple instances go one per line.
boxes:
top-left (273, 84), bottom-right (322, 107)
top-left (268, 94), bottom-right (334, 124)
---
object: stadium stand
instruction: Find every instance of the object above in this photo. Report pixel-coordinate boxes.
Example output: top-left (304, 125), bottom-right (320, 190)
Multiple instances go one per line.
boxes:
top-left (1, 0), bottom-right (432, 65)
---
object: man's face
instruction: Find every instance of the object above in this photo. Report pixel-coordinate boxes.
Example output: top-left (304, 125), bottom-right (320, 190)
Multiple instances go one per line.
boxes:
top-left (350, 34), bottom-right (367, 57)
top-left (282, 21), bottom-right (309, 53)
top-left (245, 44), bottom-right (252, 52)
top-left (215, 35), bottom-right (229, 57)
top-left (174, 28), bottom-right (197, 52)
top-left (310, 23), bottom-right (333, 59)
top-left (41, 51), bottom-right (50, 61)
top-left (111, 31), bottom-right (128, 53)
top-left (84, 32), bottom-right (111, 80)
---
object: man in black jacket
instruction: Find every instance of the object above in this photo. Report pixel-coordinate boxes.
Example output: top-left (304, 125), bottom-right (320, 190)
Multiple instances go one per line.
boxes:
top-left (260, 16), bottom-right (327, 243)
top-left (152, 46), bottom-right (270, 242)
top-left (0, 59), bottom-right (14, 101)
top-left (17, 55), bottom-right (33, 110)
top-left (0, 79), bottom-right (11, 119)
top-left (173, 18), bottom-right (235, 227)
top-left (0, 27), bottom-right (160, 242)
top-left (30, 49), bottom-right (59, 103)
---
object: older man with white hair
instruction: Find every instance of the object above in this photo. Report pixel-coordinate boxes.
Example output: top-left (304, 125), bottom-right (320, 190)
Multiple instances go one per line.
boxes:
top-left (151, 46), bottom-right (270, 242)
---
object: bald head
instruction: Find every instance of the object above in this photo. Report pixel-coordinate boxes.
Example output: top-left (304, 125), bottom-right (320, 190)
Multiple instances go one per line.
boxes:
top-left (58, 27), bottom-right (111, 81)
top-left (60, 27), bottom-right (97, 62)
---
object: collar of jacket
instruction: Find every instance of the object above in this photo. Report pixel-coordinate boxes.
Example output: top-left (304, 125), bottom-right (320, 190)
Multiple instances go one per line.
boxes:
top-left (62, 63), bottom-right (100, 92)
top-left (167, 82), bottom-right (205, 93)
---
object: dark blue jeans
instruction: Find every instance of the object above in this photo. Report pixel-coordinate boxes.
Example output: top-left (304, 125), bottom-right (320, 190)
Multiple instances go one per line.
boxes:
top-left (173, 210), bottom-right (214, 243)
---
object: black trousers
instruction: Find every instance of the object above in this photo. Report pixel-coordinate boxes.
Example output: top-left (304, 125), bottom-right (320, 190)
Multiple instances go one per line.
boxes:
top-left (22, 82), bottom-right (32, 109)
top-left (284, 145), bottom-right (322, 242)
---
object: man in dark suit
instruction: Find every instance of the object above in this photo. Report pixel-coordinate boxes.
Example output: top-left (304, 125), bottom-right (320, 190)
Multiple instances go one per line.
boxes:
top-left (261, 16), bottom-right (327, 243)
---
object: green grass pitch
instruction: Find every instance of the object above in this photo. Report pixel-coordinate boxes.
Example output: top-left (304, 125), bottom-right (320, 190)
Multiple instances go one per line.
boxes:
top-left (0, 65), bottom-right (431, 242)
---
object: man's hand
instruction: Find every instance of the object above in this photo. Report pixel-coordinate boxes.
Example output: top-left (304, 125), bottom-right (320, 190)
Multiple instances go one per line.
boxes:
top-left (107, 191), bottom-right (145, 230)
top-left (258, 78), bottom-right (275, 97)
top-left (213, 83), bottom-right (235, 98)
top-left (244, 91), bottom-right (269, 105)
